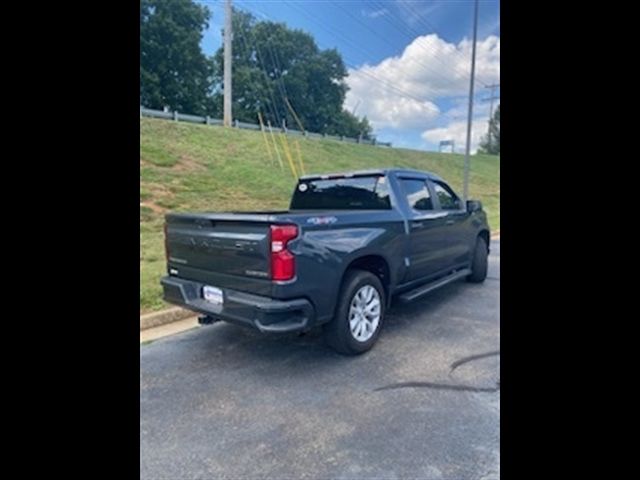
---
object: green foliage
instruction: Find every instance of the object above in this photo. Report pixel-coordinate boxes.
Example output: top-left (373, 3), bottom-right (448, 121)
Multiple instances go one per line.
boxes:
top-left (141, 3), bottom-right (374, 138)
top-left (479, 104), bottom-right (500, 155)
top-left (140, 0), bottom-right (213, 115)
top-left (327, 111), bottom-right (373, 139)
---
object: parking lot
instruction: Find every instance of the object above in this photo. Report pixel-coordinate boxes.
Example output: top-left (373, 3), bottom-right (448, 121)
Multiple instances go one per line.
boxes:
top-left (140, 240), bottom-right (500, 479)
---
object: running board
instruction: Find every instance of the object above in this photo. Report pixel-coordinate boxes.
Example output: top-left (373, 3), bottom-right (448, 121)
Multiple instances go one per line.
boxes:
top-left (397, 269), bottom-right (471, 303)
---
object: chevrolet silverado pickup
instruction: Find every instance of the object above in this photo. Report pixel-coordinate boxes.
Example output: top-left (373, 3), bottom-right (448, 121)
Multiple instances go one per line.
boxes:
top-left (161, 168), bottom-right (490, 354)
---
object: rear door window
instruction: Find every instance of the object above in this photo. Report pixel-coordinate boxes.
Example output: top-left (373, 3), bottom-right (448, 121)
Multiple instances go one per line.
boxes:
top-left (399, 179), bottom-right (433, 211)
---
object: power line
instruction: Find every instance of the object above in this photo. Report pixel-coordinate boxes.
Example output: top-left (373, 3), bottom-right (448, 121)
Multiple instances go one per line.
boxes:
top-left (207, 0), bottom-right (495, 98)
top-left (264, 40), bottom-right (288, 112)
top-left (235, 5), bottom-right (307, 128)
top-left (233, 10), bottom-right (281, 124)
top-left (280, 0), bottom-right (486, 113)
top-left (261, 30), bottom-right (297, 128)
top-left (267, 0), bottom-right (452, 106)
top-left (195, 0), bottom-right (493, 150)
top-left (204, 1), bottom-right (488, 107)
top-left (236, 1), bottom-right (307, 128)
top-left (368, 0), bottom-right (489, 89)
top-left (328, 0), bottom-right (472, 92)
top-left (394, 0), bottom-right (492, 87)
top-left (370, 0), bottom-right (465, 70)
top-left (290, 0), bottom-right (469, 97)
top-left (235, 1), bottom-right (490, 143)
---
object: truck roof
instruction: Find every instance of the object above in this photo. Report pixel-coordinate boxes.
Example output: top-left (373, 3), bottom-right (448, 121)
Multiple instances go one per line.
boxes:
top-left (299, 168), bottom-right (443, 182)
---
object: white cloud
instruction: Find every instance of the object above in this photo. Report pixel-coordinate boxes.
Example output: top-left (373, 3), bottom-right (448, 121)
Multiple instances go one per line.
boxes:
top-left (348, 71), bottom-right (440, 128)
top-left (345, 34), bottom-right (500, 131)
top-left (362, 8), bottom-right (389, 19)
top-left (421, 116), bottom-right (490, 154)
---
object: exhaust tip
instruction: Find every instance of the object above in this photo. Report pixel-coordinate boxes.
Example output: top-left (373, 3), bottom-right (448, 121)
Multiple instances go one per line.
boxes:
top-left (198, 315), bottom-right (219, 325)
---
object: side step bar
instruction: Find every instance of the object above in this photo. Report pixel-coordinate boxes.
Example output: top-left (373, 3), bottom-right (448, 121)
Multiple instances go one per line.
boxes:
top-left (397, 268), bottom-right (471, 303)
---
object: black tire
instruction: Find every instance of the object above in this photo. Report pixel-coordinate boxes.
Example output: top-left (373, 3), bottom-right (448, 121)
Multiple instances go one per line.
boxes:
top-left (323, 269), bottom-right (386, 355)
top-left (467, 236), bottom-right (489, 283)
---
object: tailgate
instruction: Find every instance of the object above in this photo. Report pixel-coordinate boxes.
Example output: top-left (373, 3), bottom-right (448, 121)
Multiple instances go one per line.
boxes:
top-left (165, 213), bottom-right (273, 290)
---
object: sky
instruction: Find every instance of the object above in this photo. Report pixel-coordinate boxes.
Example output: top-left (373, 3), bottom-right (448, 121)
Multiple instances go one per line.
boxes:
top-left (195, 0), bottom-right (500, 153)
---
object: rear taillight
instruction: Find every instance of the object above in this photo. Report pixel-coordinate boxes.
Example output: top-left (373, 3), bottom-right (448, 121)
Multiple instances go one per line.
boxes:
top-left (270, 224), bottom-right (298, 281)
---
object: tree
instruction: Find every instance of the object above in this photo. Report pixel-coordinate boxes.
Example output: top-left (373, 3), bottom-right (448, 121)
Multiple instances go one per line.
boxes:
top-left (140, 0), bottom-right (214, 115)
top-left (211, 10), bottom-right (371, 138)
top-left (479, 104), bottom-right (500, 155)
top-left (328, 111), bottom-right (373, 139)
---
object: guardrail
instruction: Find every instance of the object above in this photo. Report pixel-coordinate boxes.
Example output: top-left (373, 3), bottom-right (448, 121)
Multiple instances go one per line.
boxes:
top-left (140, 106), bottom-right (392, 147)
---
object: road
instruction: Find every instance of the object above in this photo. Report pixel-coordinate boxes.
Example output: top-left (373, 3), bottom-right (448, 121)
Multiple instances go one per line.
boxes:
top-left (140, 240), bottom-right (500, 480)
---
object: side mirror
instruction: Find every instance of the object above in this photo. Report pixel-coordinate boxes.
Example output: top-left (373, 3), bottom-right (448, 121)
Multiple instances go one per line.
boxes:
top-left (466, 200), bottom-right (482, 213)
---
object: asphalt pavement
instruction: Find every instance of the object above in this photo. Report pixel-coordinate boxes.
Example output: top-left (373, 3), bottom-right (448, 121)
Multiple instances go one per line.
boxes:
top-left (140, 240), bottom-right (500, 480)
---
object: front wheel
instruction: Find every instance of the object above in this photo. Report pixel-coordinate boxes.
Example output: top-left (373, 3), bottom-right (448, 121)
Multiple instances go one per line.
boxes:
top-left (323, 269), bottom-right (385, 355)
top-left (466, 236), bottom-right (489, 283)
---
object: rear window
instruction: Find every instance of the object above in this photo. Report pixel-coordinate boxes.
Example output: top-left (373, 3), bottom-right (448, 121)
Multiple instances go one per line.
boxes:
top-left (290, 176), bottom-right (391, 210)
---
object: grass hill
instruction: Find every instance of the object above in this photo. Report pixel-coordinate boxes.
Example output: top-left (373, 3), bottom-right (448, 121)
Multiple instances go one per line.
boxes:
top-left (140, 117), bottom-right (500, 313)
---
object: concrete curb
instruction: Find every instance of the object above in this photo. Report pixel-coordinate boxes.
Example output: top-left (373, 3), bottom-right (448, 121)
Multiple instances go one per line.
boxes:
top-left (139, 233), bottom-right (501, 332)
top-left (141, 316), bottom-right (199, 343)
top-left (140, 306), bottom-right (195, 331)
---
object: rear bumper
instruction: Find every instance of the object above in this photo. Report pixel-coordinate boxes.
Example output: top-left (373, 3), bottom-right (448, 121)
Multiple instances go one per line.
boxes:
top-left (161, 276), bottom-right (315, 333)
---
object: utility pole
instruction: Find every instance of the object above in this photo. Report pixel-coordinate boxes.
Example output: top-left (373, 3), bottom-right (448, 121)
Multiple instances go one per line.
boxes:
top-left (223, 0), bottom-right (233, 127)
top-left (462, 0), bottom-right (479, 205)
top-left (482, 84), bottom-right (500, 150)
top-left (352, 99), bottom-right (361, 116)
top-left (484, 84), bottom-right (500, 124)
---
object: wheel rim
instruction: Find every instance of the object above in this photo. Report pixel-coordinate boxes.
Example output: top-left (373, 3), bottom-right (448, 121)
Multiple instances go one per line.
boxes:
top-left (348, 285), bottom-right (381, 342)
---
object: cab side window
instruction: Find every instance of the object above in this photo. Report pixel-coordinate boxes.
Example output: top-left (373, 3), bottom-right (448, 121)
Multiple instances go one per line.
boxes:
top-left (432, 181), bottom-right (461, 210)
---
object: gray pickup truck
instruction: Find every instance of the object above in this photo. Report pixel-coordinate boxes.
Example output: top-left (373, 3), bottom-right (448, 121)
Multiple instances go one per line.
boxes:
top-left (161, 168), bottom-right (490, 354)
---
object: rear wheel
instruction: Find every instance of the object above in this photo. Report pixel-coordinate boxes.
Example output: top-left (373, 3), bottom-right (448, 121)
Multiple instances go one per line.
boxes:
top-left (323, 269), bottom-right (385, 355)
top-left (466, 236), bottom-right (489, 283)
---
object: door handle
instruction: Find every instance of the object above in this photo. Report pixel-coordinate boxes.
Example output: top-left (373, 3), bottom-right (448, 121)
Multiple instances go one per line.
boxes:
top-left (445, 219), bottom-right (455, 225)
top-left (411, 221), bottom-right (424, 229)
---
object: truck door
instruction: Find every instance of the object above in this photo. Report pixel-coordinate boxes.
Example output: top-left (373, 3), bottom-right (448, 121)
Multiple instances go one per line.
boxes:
top-left (428, 179), bottom-right (472, 269)
top-left (397, 177), bottom-right (451, 282)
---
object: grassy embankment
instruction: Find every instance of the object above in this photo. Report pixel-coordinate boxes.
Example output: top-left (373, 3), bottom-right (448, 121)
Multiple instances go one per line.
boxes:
top-left (140, 117), bottom-right (500, 313)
